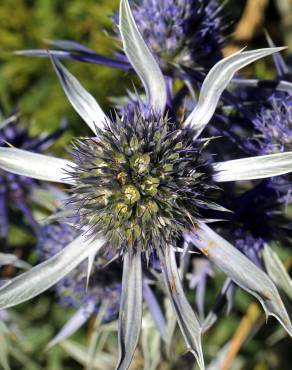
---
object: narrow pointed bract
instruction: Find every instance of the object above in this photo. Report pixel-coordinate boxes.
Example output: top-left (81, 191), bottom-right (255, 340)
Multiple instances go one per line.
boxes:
top-left (0, 148), bottom-right (75, 184)
top-left (262, 245), bottom-right (292, 300)
top-left (158, 247), bottom-right (205, 370)
top-left (86, 250), bottom-right (96, 290)
top-left (185, 223), bottom-right (292, 337)
top-left (0, 236), bottom-right (105, 309)
top-left (119, 0), bottom-right (167, 113)
top-left (184, 47), bottom-right (287, 138)
top-left (143, 280), bottom-right (167, 340)
top-left (0, 253), bottom-right (30, 270)
top-left (212, 151), bottom-right (292, 182)
top-left (47, 301), bottom-right (96, 349)
top-left (116, 250), bottom-right (143, 370)
top-left (50, 55), bottom-right (108, 134)
top-left (265, 33), bottom-right (289, 78)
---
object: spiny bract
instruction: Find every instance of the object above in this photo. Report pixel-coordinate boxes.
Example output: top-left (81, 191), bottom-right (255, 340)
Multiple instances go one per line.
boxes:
top-left (38, 222), bottom-right (121, 319)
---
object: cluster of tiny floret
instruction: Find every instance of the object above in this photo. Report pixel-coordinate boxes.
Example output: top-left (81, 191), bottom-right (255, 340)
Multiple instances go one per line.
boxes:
top-left (67, 112), bottom-right (217, 255)
top-left (251, 92), bottom-right (292, 154)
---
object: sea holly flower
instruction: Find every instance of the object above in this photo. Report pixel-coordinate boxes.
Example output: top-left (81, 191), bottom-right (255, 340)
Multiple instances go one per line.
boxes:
top-left (247, 92), bottom-right (292, 155)
top-left (0, 1), bottom-right (292, 369)
top-left (0, 111), bottom-right (66, 242)
top-left (113, 0), bottom-right (226, 68)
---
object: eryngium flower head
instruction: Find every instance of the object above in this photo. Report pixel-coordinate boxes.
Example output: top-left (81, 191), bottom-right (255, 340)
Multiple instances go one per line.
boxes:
top-left (114, 0), bottom-right (225, 67)
top-left (0, 112), bottom-right (65, 240)
top-left (38, 222), bottom-right (121, 320)
top-left (251, 92), bottom-right (292, 154)
top-left (68, 111), bottom-right (216, 255)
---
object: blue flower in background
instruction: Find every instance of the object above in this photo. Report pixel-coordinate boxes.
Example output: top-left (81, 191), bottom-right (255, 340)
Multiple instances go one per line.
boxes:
top-left (0, 111), bottom-right (66, 242)
top-left (37, 221), bottom-right (122, 347)
top-left (38, 222), bottom-right (121, 315)
top-left (249, 92), bottom-right (292, 155)
top-left (114, 0), bottom-right (225, 67)
top-left (226, 179), bottom-right (291, 259)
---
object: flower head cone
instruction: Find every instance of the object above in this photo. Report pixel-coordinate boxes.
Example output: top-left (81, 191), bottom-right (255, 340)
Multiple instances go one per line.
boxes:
top-left (0, 2), bottom-right (292, 370)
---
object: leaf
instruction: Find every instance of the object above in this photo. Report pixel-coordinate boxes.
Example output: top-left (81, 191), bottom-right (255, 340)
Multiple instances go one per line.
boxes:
top-left (50, 55), bottom-right (109, 134)
top-left (185, 223), bottom-right (292, 337)
top-left (116, 250), bottom-right (142, 370)
top-left (47, 301), bottom-right (96, 349)
top-left (158, 247), bottom-right (204, 370)
top-left (0, 148), bottom-right (75, 184)
top-left (184, 47), bottom-right (286, 139)
top-left (212, 151), bottom-right (292, 182)
top-left (0, 322), bottom-right (10, 370)
top-left (119, 0), bottom-right (167, 113)
top-left (262, 245), bottom-right (292, 300)
top-left (0, 253), bottom-right (31, 270)
top-left (87, 302), bottom-right (110, 370)
top-left (265, 32), bottom-right (289, 78)
top-left (143, 280), bottom-right (166, 340)
top-left (0, 236), bottom-right (105, 309)
top-left (15, 49), bottom-right (131, 70)
top-left (61, 340), bottom-right (116, 370)
top-left (141, 312), bottom-right (161, 370)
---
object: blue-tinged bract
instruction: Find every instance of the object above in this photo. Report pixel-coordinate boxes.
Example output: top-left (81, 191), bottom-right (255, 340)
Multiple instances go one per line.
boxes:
top-left (38, 222), bottom-right (121, 320)
top-left (67, 110), bottom-right (219, 256)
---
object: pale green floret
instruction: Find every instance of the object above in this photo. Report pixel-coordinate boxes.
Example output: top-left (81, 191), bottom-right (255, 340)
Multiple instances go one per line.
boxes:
top-left (122, 184), bottom-right (141, 204)
top-left (67, 113), bottom-right (217, 254)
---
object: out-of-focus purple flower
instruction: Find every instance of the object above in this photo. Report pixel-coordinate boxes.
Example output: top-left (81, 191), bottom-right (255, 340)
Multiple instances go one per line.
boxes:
top-left (0, 112), bottom-right (66, 241)
top-left (114, 0), bottom-right (225, 68)
top-left (248, 92), bottom-right (292, 155)
top-left (233, 231), bottom-right (264, 268)
top-left (38, 221), bottom-right (121, 321)
top-left (221, 179), bottom-right (292, 264)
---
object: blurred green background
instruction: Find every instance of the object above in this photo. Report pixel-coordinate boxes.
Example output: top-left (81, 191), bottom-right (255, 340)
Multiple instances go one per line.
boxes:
top-left (0, 0), bottom-right (291, 369)
top-left (0, 0), bottom-right (127, 153)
